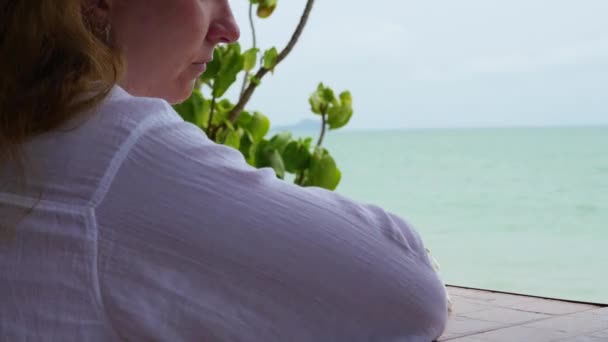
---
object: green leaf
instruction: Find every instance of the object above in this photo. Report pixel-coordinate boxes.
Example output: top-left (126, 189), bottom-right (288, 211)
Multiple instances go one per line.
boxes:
top-left (321, 87), bottom-right (336, 104)
top-left (257, 0), bottom-right (277, 18)
top-left (302, 137), bottom-right (314, 150)
top-left (310, 84), bottom-right (354, 130)
top-left (308, 91), bottom-right (323, 115)
top-left (247, 111), bottom-right (270, 143)
top-left (173, 98), bottom-right (196, 123)
top-left (199, 99), bottom-right (212, 129)
top-left (223, 129), bottom-right (241, 150)
top-left (268, 149), bottom-right (285, 179)
top-left (263, 47), bottom-right (279, 71)
top-left (211, 98), bottom-right (233, 125)
top-left (304, 147), bottom-right (341, 190)
top-left (327, 106), bottom-right (351, 130)
top-left (282, 140), bottom-right (311, 173)
top-left (200, 48), bottom-right (222, 85)
top-left (236, 110), bottom-right (253, 128)
top-left (223, 119), bottom-right (235, 132)
top-left (212, 43), bottom-right (244, 98)
top-left (339, 90), bottom-right (353, 107)
top-left (268, 132), bottom-right (292, 154)
top-left (243, 48), bottom-right (260, 72)
top-left (239, 131), bottom-right (254, 163)
top-left (249, 75), bottom-right (262, 86)
top-left (327, 92), bottom-right (353, 130)
top-left (253, 140), bottom-right (270, 167)
top-left (261, 0), bottom-right (278, 8)
top-left (253, 140), bottom-right (285, 179)
top-left (309, 82), bottom-right (330, 115)
top-left (172, 88), bottom-right (209, 128)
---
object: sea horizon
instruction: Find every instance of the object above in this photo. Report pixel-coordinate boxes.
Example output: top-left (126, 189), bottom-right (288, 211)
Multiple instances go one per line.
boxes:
top-left (271, 122), bottom-right (608, 135)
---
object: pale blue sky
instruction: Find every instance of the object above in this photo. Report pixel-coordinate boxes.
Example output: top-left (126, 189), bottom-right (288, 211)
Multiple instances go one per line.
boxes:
top-left (226, 0), bottom-right (608, 129)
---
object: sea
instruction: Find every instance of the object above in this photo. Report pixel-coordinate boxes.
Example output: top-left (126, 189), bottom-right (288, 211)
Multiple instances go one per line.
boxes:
top-left (278, 126), bottom-right (608, 304)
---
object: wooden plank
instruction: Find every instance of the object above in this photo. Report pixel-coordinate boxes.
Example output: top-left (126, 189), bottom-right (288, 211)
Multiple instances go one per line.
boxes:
top-left (439, 286), bottom-right (608, 341)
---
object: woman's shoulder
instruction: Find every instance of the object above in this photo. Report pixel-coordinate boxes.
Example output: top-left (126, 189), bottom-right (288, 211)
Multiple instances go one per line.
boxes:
top-left (94, 85), bottom-right (179, 132)
top-left (51, 84), bottom-right (179, 154)
top-left (73, 85), bottom-right (184, 168)
top-left (20, 85), bottom-right (184, 206)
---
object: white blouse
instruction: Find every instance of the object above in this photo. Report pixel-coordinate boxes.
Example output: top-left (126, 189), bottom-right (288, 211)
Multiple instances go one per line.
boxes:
top-left (0, 85), bottom-right (447, 341)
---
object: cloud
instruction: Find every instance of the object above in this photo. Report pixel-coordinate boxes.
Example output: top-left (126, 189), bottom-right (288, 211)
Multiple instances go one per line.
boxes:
top-left (408, 38), bottom-right (608, 81)
top-left (471, 38), bottom-right (608, 73)
top-left (302, 18), bottom-right (412, 61)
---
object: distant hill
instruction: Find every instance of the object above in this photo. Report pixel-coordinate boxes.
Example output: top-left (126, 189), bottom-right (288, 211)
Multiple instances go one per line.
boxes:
top-left (271, 119), bottom-right (320, 132)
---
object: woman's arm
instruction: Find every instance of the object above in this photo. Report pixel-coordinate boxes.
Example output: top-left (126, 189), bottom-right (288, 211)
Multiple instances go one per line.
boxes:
top-left (95, 104), bottom-right (448, 341)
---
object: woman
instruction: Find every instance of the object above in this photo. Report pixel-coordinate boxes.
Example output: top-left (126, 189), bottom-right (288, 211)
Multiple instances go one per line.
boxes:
top-left (0, 1), bottom-right (448, 341)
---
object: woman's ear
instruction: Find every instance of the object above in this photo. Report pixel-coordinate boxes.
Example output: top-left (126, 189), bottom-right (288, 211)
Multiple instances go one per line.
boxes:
top-left (82, 0), bottom-right (112, 19)
top-left (82, 0), bottom-right (115, 45)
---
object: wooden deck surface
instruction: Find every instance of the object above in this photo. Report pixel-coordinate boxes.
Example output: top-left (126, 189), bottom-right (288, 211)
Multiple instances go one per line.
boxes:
top-left (439, 286), bottom-right (608, 341)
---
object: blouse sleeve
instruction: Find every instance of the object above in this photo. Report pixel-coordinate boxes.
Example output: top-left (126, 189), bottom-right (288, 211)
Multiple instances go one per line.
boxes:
top-left (94, 103), bottom-right (448, 341)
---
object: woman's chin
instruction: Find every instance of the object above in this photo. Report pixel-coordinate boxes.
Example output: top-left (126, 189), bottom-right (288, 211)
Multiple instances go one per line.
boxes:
top-left (167, 81), bottom-right (197, 105)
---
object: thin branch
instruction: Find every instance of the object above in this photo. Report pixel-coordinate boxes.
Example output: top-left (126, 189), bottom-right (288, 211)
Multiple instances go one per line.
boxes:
top-left (294, 171), bottom-right (304, 185)
top-left (316, 112), bottom-right (327, 147)
top-left (240, 2), bottom-right (258, 98)
top-left (207, 95), bottom-right (217, 138)
top-left (228, 0), bottom-right (316, 123)
top-left (249, 2), bottom-right (258, 49)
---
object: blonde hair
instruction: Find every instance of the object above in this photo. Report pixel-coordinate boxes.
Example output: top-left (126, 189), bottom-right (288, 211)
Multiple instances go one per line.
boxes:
top-left (0, 1), bottom-right (125, 238)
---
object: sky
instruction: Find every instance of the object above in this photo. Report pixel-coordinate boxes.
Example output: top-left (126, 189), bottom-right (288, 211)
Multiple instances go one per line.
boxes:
top-left (225, 0), bottom-right (608, 130)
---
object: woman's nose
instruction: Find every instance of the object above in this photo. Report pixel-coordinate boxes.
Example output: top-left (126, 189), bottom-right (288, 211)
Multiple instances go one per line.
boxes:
top-left (207, 8), bottom-right (240, 44)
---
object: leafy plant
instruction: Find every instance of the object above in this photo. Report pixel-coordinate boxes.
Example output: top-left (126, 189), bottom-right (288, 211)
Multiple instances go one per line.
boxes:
top-left (173, 0), bottom-right (353, 191)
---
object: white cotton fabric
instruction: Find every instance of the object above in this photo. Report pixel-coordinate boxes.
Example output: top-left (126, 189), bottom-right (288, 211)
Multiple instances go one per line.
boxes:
top-left (0, 85), bottom-right (447, 341)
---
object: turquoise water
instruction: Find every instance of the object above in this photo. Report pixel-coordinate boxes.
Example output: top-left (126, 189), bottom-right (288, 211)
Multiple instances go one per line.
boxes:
top-left (297, 126), bottom-right (608, 304)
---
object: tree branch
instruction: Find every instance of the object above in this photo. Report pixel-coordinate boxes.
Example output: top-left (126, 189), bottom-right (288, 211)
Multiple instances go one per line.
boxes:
top-left (275, 0), bottom-right (314, 65)
top-left (228, 0), bottom-right (316, 123)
